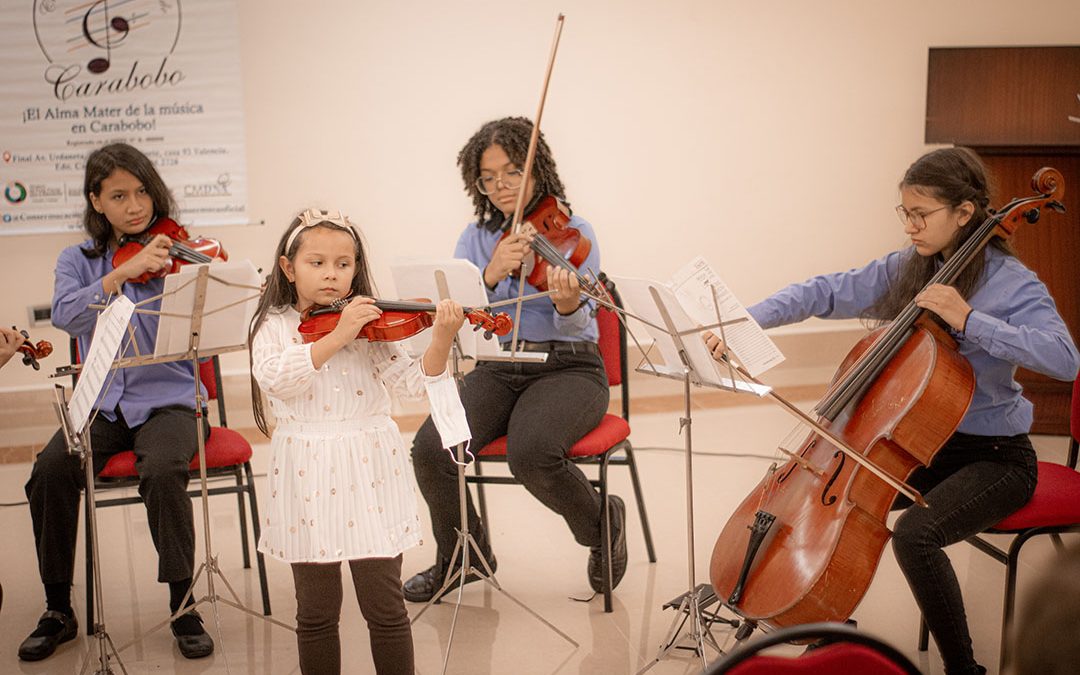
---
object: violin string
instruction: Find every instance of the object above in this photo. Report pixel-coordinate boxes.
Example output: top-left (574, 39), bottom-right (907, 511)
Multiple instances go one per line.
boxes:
top-left (817, 208), bottom-right (1003, 418)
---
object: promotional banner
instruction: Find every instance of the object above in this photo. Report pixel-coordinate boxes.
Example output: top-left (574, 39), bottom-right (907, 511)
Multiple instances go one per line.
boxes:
top-left (0, 1), bottom-right (249, 235)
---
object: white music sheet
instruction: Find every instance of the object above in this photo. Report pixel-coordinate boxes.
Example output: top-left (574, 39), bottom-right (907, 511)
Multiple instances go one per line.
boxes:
top-left (669, 256), bottom-right (784, 378)
top-left (154, 260), bottom-right (261, 357)
top-left (68, 295), bottom-right (136, 434)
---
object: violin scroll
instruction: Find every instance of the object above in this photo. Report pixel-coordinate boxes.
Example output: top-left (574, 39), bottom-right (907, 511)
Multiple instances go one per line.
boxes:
top-left (1032, 167), bottom-right (1064, 200)
top-left (12, 327), bottom-right (53, 371)
top-left (994, 167), bottom-right (1067, 238)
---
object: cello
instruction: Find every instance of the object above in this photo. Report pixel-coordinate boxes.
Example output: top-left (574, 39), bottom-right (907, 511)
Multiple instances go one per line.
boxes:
top-left (708, 167), bottom-right (1065, 631)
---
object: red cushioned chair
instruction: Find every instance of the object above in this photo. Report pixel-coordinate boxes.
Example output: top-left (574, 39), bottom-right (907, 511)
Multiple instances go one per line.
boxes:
top-left (74, 342), bottom-right (270, 634)
top-left (917, 375), bottom-right (1080, 670)
top-left (704, 622), bottom-right (922, 675)
top-left (468, 275), bottom-right (657, 612)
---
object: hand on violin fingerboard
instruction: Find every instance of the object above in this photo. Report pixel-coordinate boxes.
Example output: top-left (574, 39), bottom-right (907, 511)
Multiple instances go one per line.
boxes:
top-left (484, 232), bottom-right (532, 287)
top-left (0, 326), bottom-right (22, 369)
top-left (423, 299), bottom-right (466, 376)
top-left (548, 266), bottom-right (581, 315)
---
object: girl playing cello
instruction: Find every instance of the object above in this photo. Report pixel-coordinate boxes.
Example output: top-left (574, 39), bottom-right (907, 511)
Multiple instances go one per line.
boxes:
top-left (707, 147), bottom-right (1078, 674)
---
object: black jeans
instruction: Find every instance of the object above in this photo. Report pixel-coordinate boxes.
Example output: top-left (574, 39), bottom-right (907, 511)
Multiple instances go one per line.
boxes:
top-left (25, 405), bottom-right (205, 586)
top-left (412, 348), bottom-right (609, 559)
top-left (291, 555), bottom-right (412, 675)
top-left (891, 432), bottom-right (1038, 675)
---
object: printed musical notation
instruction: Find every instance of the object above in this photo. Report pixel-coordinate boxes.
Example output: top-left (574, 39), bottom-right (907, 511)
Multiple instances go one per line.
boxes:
top-left (669, 256), bottom-right (785, 378)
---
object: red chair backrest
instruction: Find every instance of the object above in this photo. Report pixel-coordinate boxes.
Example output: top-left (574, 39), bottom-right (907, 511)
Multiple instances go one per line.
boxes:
top-left (199, 359), bottom-right (218, 400)
top-left (596, 302), bottom-right (622, 387)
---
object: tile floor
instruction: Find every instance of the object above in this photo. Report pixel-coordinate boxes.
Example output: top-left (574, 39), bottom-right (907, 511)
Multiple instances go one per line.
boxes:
top-left (0, 399), bottom-right (1071, 674)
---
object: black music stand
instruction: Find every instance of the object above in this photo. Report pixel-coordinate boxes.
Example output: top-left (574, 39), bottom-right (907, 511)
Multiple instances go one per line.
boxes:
top-left (391, 260), bottom-right (577, 674)
top-left (610, 275), bottom-right (771, 672)
top-left (51, 294), bottom-right (139, 675)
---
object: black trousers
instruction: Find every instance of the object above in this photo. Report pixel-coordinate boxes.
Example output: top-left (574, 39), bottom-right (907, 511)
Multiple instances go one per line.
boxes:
top-left (891, 432), bottom-right (1038, 675)
top-left (26, 405), bottom-right (205, 587)
top-left (291, 555), bottom-right (413, 675)
top-left (412, 348), bottom-right (609, 559)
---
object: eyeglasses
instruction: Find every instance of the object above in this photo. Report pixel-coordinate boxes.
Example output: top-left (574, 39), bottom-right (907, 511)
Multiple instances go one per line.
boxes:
top-left (475, 169), bottom-right (525, 196)
top-left (895, 204), bottom-right (949, 230)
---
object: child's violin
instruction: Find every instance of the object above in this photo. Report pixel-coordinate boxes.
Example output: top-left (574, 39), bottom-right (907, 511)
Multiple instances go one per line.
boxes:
top-left (12, 326), bottom-right (53, 370)
top-left (112, 217), bottom-right (228, 284)
top-left (298, 299), bottom-right (513, 344)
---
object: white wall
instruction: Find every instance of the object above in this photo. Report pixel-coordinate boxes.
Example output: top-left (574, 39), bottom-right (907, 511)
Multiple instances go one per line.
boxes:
top-left (3, 0), bottom-right (1079, 391)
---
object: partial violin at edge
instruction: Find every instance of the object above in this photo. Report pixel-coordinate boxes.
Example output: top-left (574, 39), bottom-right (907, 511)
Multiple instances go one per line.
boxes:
top-left (12, 326), bottom-right (52, 371)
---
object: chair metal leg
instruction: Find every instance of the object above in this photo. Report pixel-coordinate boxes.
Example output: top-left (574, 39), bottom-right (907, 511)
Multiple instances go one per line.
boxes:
top-left (917, 614), bottom-right (929, 651)
top-left (624, 442), bottom-right (657, 563)
top-left (1000, 529), bottom-right (1038, 673)
top-left (474, 460), bottom-right (490, 542)
top-left (84, 488), bottom-right (95, 635)
top-left (245, 461), bottom-right (272, 616)
top-left (600, 456), bottom-right (612, 613)
top-left (235, 466), bottom-right (251, 569)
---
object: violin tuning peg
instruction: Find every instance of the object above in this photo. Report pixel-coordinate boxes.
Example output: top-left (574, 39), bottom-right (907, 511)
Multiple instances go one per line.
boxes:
top-left (483, 330), bottom-right (494, 340)
top-left (472, 323), bottom-right (482, 332)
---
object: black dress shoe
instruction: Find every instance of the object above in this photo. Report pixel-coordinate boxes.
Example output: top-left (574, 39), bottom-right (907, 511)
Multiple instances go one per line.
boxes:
top-left (589, 494), bottom-right (628, 593)
top-left (403, 549), bottom-right (497, 603)
top-left (18, 610), bottom-right (78, 661)
top-left (172, 610), bottom-right (214, 659)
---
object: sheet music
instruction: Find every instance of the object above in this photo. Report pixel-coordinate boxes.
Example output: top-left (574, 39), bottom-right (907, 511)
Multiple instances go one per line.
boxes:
top-left (669, 256), bottom-right (784, 378)
top-left (608, 274), bottom-right (769, 396)
top-left (390, 258), bottom-right (546, 362)
top-left (154, 260), bottom-right (262, 356)
top-left (68, 295), bottom-right (136, 434)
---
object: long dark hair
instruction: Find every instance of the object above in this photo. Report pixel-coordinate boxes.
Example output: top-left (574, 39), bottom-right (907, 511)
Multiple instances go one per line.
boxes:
top-left (457, 116), bottom-right (568, 231)
top-left (863, 146), bottom-right (1013, 323)
top-left (81, 143), bottom-right (176, 258)
top-left (248, 213), bottom-right (376, 436)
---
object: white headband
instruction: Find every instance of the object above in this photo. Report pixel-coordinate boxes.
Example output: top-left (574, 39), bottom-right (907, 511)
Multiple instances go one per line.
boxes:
top-left (285, 208), bottom-right (358, 253)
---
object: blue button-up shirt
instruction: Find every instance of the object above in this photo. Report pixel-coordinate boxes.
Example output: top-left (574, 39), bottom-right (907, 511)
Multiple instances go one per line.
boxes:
top-left (748, 246), bottom-right (1080, 436)
top-left (453, 215), bottom-right (601, 344)
top-left (53, 241), bottom-right (203, 427)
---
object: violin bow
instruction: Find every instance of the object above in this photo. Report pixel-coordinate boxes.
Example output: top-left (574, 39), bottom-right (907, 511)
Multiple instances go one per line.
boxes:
top-left (506, 14), bottom-right (566, 358)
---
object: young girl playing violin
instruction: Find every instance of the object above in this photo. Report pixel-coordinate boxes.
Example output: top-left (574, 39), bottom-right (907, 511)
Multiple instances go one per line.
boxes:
top-left (21, 142), bottom-right (215, 662)
top-left (404, 116), bottom-right (628, 603)
top-left (706, 147), bottom-right (1079, 675)
top-left (249, 209), bottom-right (464, 675)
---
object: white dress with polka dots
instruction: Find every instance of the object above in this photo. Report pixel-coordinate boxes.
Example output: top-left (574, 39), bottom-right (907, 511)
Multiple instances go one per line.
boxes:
top-left (252, 307), bottom-right (442, 563)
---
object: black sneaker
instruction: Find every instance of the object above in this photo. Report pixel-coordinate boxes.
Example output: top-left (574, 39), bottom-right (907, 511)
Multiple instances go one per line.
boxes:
top-left (588, 495), bottom-right (628, 593)
top-left (172, 609), bottom-right (214, 659)
top-left (403, 548), bottom-right (497, 603)
top-left (18, 610), bottom-right (78, 661)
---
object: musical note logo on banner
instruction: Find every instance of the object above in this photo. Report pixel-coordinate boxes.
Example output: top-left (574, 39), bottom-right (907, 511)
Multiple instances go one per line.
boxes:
top-left (32, 0), bottom-right (183, 101)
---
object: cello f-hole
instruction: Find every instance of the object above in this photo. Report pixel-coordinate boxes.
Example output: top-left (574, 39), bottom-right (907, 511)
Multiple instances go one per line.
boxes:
top-left (820, 451), bottom-right (845, 507)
